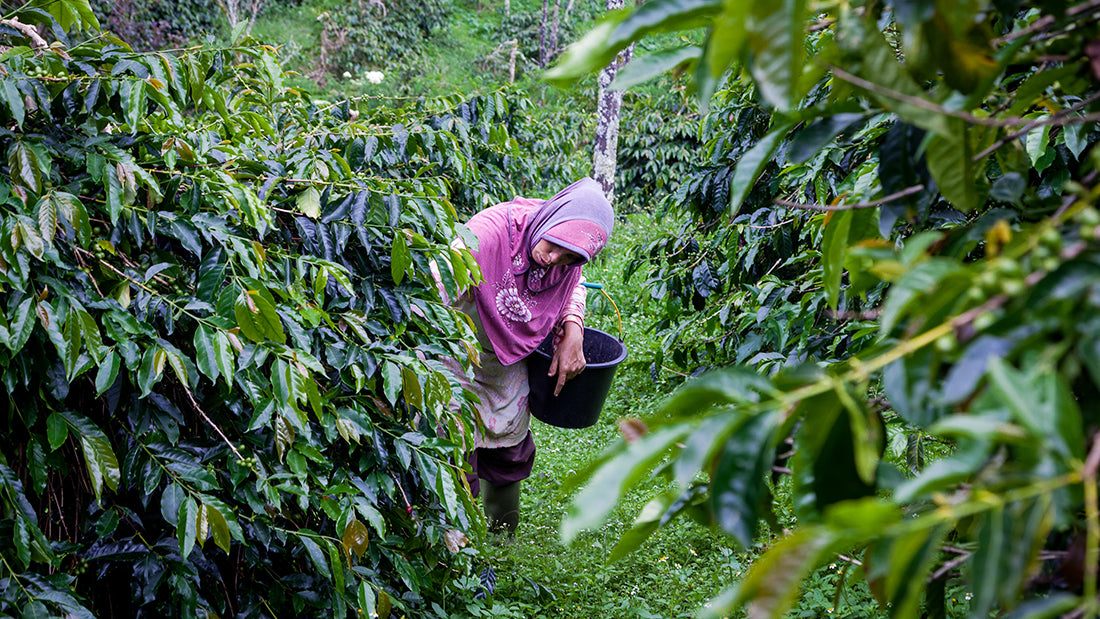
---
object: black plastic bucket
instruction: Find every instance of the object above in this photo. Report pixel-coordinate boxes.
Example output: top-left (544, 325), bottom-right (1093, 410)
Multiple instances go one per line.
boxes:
top-left (527, 327), bottom-right (628, 429)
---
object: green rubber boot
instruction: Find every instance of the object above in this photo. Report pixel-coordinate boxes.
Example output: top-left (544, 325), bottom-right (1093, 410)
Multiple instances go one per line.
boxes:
top-left (482, 481), bottom-right (521, 534)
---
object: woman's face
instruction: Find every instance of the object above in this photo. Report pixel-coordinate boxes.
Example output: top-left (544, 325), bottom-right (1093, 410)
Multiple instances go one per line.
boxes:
top-left (532, 239), bottom-right (582, 267)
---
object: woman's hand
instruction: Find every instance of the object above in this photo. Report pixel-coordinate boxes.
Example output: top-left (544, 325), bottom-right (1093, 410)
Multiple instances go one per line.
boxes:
top-left (549, 321), bottom-right (585, 396)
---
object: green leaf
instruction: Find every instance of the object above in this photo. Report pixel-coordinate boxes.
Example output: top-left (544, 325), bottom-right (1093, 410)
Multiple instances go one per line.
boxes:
top-left (104, 166), bottom-right (123, 224)
top-left (8, 141), bottom-right (41, 194)
top-left (37, 194), bottom-right (56, 244)
top-left (561, 424), bottom-right (691, 543)
top-left (204, 502), bottom-right (231, 554)
top-left (178, 496), bottom-right (198, 558)
top-left (16, 220), bottom-right (44, 260)
top-left (272, 358), bottom-right (293, 408)
top-left (46, 412), bottom-right (68, 451)
top-left (673, 414), bottom-right (742, 487)
top-left (865, 525), bottom-right (947, 617)
top-left (299, 535), bottom-right (330, 580)
top-left (986, 358), bottom-right (1043, 436)
top-left (59, 412), bottom-right (119, 502)
top-left (297, 187), bottom-right (322, 219)
top-left (661, 366), bottom-right (777, 418)
top-left (27, 0), bottom-right (100, 31)
top-left (2, 78), bottom-right (24, 128)
top-left (729, 122), bottom-right (792, 215)
top-left (78, 310), bottom-right (104, 362)
top-left (789, 113), bottom-right (867, 164)
top-left (213, 331), bottom-right (235, 387)
top-left (235, 289), bottom-right (286, 344)
top-left (400, 365), bottom-right (423, 410)
top-left (746, 0), bottom-right (810, 111)
top-left (878, 259), bottom-right (964, 335)
top-left (711, 411), bottom-right (779, 546)
top-left (164, 347), bottom-right (190, 388)
top-left (381, 361), bottom-right (401, 404)
top-left (14, 516), bottom-right (31, 567)
top-left (821, 210), bottom-right (853, 311)
top-left (1063, 117), bottom-right (1088, 159)
top-left (63, 308), bottom-right (83, 380)
top-left (391, 231), bottom-right (411, 285)
top-left (545, 0), bottom-right (723, 85)
top-left (608, 489), bottom-right (683, 562)
top-left (1025, 121), bottom-right (1052, 171)
top-left (125, 80), bottom-right (146, 131)
top-left (926, 123), bottom-right (983, 211)
top-left (7, 297), bottom-right (35, 353)
top-left (610, 47), bottom-right (700, 90)
top-left (80, 436), bottom-right (120, 502)
top-left (701, 527), bottom-right (836, 619)
top-left (701, 0), bottom-right (751, 84)
top-left (95, 350), bottom-right (120, 395)
top-left (194, 325), bottom-right (220, 383)
top-left (137, 346), bottom-right (165, 397)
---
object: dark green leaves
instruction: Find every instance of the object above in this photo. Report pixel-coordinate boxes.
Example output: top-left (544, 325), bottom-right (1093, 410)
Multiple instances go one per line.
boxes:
top-left (729, 122), bottom-right (792, 215)
top-left (710, 412), bottom-right (779, 546)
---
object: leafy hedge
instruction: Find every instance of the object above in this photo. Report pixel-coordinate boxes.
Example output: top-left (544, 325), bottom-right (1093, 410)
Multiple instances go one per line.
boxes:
top-left (0, 2), bottom-right (557, 616)
top-left (321, 0), bottom-right (452, 77)
top-left (90, 0), bottom-right (221, 51)
top-left (549, 1), bottom-right (1100, 617)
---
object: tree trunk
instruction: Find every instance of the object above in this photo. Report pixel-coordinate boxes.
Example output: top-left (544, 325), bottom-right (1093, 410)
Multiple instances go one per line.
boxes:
top-left (509, 39), bottom-right (518, 84)
top-left (217, 0), bottom-right (267, 37)
top-left (591, 0), bottom-right (633, 202)
top-left (550, 0), bottom-right (560, 59)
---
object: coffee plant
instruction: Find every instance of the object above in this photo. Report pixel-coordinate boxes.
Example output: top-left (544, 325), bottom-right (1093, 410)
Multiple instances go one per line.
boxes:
top-left (0, 2), bottom-right (555, 616)
top-left (615, 83), bottom-right (702, 214)
top-left (549, 1), bottom-right (1100, 617)
top-left (319, 0), bottom-right (452, 79)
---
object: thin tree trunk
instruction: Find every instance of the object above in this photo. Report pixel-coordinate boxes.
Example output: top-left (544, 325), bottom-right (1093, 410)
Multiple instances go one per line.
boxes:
top-left (591, 0), bottom-right (633, 202)
top-left (509, 39), bottom-right (518, 84)
top-left (550, 0), bottom-right (560, 58)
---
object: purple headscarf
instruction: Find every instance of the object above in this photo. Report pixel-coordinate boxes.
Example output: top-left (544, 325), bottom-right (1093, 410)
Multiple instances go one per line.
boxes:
top-left (465, 178), bottom-right (614, 365)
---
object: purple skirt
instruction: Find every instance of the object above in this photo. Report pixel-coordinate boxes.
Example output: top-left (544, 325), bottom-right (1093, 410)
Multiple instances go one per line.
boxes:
top-left (467, 431), bottom-right (536, 497)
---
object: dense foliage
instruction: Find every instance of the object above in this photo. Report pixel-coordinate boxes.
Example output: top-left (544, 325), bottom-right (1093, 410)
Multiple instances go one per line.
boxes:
top-left (90, 0), bottom-right (222, 51)
top-left (318, 0), bottom-right (452, 79)
top-left (0, 2), bottom-right (573, 616)
top-left (550, 0), bottom-right (1100, 616)
top-left (615, 84), bottom-right (701, 214)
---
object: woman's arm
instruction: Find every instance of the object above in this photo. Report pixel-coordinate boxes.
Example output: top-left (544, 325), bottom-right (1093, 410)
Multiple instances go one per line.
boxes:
top-left (548, 278), bottom-right (587, 396)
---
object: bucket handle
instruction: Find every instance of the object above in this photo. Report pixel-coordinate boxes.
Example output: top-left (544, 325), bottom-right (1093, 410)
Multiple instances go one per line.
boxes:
top-left (581, 282), bottom-right (623, 340)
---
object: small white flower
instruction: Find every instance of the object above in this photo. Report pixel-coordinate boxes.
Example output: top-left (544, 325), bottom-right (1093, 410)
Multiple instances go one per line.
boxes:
top-left (365, 70), bottom-right (384, 84)
top-left (342, 71), bottom-right (352, 79)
